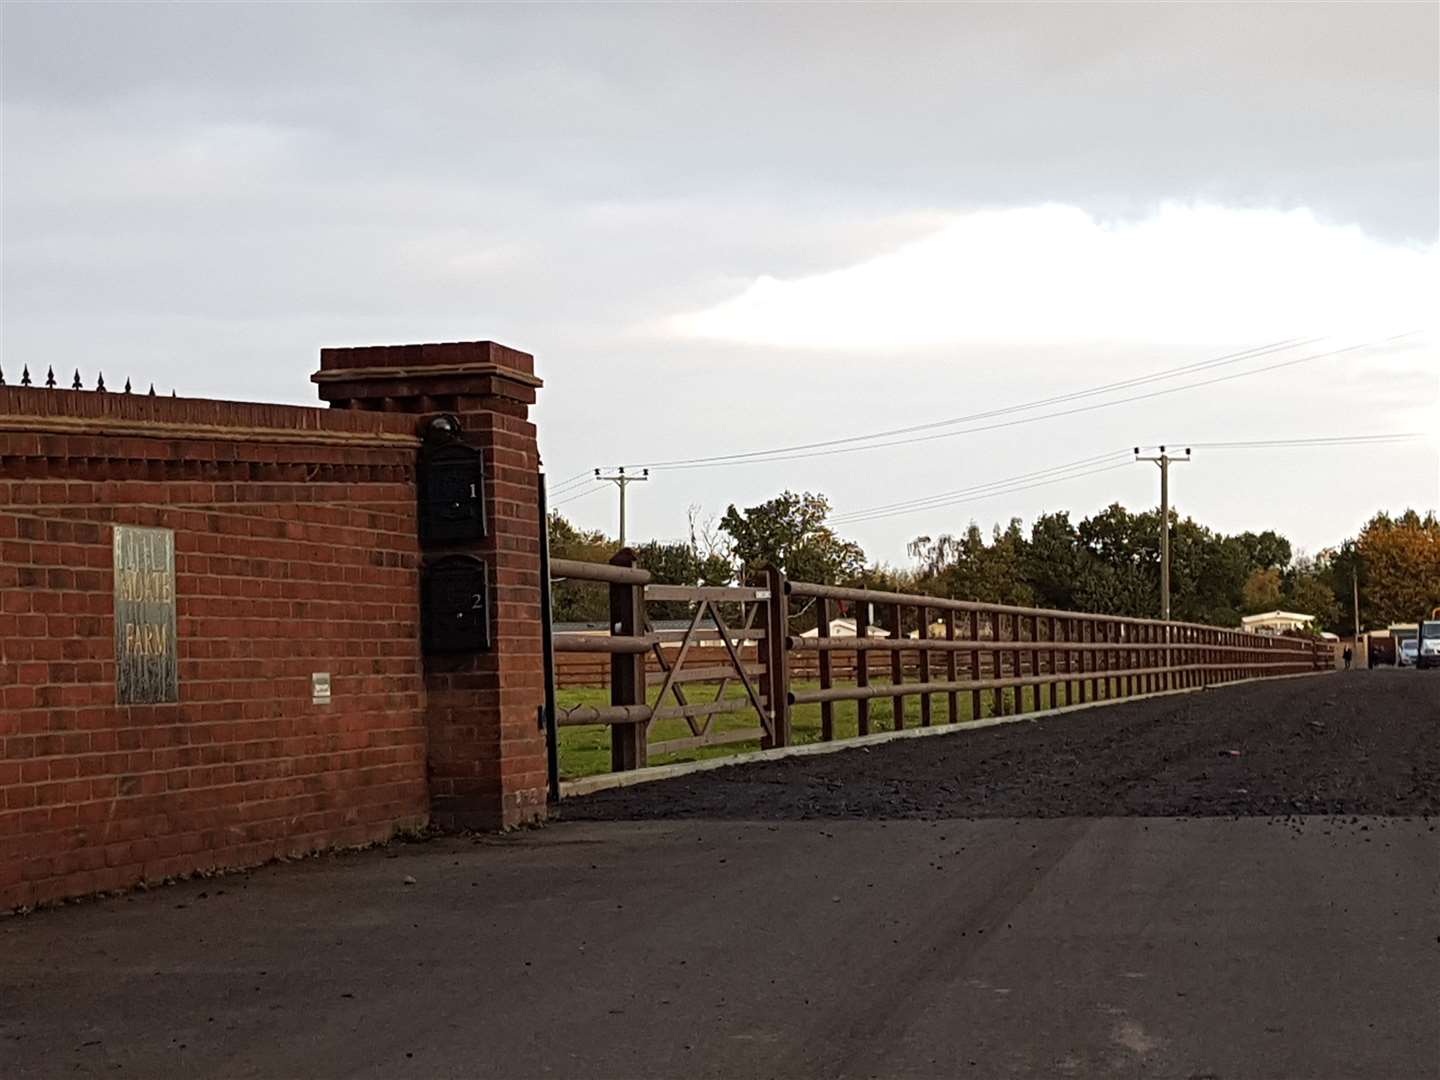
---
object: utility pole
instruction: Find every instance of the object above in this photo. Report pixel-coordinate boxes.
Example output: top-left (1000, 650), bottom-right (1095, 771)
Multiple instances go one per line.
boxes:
top-left (1134, 446), bottom-right (1191, 621)
top-left (1352, 564), bottom-right (1361, 642)
top-left (595, 467), bottom-right (649, 547)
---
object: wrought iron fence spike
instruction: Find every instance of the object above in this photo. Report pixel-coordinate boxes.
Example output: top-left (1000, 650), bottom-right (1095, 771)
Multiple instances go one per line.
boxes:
top-left (45, 366), bottom-right (55, 388)
top-left (22, 365), bottom-right (33, 387)
top-left (72, 369), bottom-right (83, 390)
top-left (148, 383), bottom-right (156, 396)
top-left (96, 372), bottom-right (107, 393)
top-left (124, 377), bottom-right (132, 394)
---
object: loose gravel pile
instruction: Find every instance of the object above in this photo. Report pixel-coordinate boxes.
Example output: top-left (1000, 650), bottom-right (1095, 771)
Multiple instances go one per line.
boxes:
top-left (564, 670), bottom-right (1439, 821)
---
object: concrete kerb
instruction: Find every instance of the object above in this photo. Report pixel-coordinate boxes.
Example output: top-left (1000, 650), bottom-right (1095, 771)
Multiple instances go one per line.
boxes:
top-left (557, 670), bottom-right (1333, 798)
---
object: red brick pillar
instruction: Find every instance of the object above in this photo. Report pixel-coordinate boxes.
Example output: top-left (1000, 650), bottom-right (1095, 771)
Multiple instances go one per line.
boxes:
top-left (313, 341), bottom-right (548, 829)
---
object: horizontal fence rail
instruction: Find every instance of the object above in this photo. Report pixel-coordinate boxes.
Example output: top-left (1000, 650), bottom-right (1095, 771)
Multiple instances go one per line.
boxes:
top-left (549, 557), bottom-right (652, 586)
top-left (552, 632), bottom-right (658, 654)
top-left (546, 558), bottom-right (1334, 781)
top-left (780, 576), bottom-right (1328, 744)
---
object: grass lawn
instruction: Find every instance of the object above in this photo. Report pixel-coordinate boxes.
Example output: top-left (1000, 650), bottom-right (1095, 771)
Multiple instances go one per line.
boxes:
top-left (556, 677), bottom-right (1123, 779)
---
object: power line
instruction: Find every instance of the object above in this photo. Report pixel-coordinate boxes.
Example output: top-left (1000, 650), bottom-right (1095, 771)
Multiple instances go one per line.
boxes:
top-left (546, 469), bottom-right (596, 497)
top-left (623, 336), bottom-right (1322, 470)
top-left (550, 483), bottom-right (606, 510)
top-left (1174, 434), bottom-right (1427, 450)
top-left (830, 430), bottom-right (1426, 528)
top-left (828, 449), bottom-right (1133, 523)
top-left (546, 468), bottom-right (592, 491)
top-left (547, 477), bottom-right (594, 500)
top-left (544, 340), bottom-right (1418, 491)
top-left (624, 333), bottom-right (1417, 473)
top-left (833, 461), bottom-right (1135, 526)
top-left (549, 468), bottom-right (591, 486)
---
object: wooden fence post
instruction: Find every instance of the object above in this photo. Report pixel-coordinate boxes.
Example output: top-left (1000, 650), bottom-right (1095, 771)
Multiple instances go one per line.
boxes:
top-left (608, 549), bottom-right (647, 772)
top-left (1063, 618), bottom-right (1074, 706)
top-left (1048, 616), bottom-right (1059, 709)
top-left (856, 600), bottom-right (872, 735)
top-left (969, 610), bottom-right (982, 721)
top-left (815, 595), bottom-right (834, 741)
top-left (917, 605), bottom-right (933, 727)
top-left (890, 602), bottom-right (906, 729)
top-left (945, 611), bottom-right (959, 723)
top-left (763, 566), bottom-right (791, 748)
top-left (1012, 615), bottom-right (1024, 714)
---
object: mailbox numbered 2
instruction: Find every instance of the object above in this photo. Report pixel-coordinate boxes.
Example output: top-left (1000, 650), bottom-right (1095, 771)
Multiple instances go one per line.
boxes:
top-left (423, 554), bottom-right (490, 654)
top-left (418, 441), bottom-right (486, 544)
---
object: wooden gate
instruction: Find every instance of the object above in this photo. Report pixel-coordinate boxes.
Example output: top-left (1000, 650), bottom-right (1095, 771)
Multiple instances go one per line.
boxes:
top-left (546, 554), bottom-right (780, 774)
top-left (641, 584), bottom-right (773, 756)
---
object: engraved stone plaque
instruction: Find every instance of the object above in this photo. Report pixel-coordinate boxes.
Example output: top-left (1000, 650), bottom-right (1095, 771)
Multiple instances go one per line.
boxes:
top-left (113, 525), bottom-right (178, 704)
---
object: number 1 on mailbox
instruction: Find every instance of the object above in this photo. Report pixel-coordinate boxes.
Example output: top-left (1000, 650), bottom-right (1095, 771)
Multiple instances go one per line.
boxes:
top-left (419, 442), bottom-right (486, 544)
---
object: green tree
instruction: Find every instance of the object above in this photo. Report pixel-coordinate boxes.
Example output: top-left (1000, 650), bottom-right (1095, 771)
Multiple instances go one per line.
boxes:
top-left (719, 491), bottom-right (865, 584)
top-left (1320, 540), bottom-right (1367, 635)
top-left (1241, 567), bottom-right (1283, 613)
top-left (1023, 511), bottom-right (1085, 611)
top-left (1184, 528), bottom-right (1249, 626)
top-left (1233, 530), bottom-right (1293, 571)
top-left (1075, 504), bottom-right (1158, 616)
top-left (1281, 557), bottom-right (1341, 629)
top-left (632, 540), bottom-right (703, 620)
top-left (546, 512), bottom-right (616, 623)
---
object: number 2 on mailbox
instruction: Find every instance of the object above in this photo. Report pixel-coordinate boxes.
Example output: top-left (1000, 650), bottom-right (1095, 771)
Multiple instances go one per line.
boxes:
top-left (423, 555), bottom-right (490, 653)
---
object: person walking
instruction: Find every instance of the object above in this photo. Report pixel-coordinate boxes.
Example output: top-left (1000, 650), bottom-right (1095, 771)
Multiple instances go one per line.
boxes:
top-left (1342, 646), bottom-right (1353, 671)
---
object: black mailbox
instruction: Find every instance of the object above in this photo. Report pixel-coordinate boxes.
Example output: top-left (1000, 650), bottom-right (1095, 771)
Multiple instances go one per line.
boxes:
top-left (423, 554), bottom-right (490, 654)
top-left (418, 441), bottom-right (486, 544)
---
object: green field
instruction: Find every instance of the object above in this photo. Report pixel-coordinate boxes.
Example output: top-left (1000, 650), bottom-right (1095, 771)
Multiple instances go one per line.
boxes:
top-left (556, 677), bottom-right (1121, 779)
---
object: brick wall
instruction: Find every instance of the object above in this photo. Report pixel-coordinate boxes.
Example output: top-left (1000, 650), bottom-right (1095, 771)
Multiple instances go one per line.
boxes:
top-left (315, 341), bottom-right (548, 830)
top-left (0, 387), bottom-right (430, 910)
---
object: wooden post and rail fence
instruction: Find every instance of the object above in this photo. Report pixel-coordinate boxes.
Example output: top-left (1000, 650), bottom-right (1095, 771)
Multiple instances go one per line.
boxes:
top-left (547, 555), bottom-right (1334, 777)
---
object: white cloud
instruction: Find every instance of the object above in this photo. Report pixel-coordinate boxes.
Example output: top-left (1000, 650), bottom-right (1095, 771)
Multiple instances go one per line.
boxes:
top-left (668, 204), bottom-right (1438, 348)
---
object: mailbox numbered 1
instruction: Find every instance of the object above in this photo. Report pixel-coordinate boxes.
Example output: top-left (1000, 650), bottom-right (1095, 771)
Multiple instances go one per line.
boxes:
top-left (418, 441), bottom-right (486, 544)
top-left (423, 555), bottom-right (490, 654)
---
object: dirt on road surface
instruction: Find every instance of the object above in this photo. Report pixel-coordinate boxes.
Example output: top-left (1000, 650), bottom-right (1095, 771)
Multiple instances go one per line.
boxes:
top-left (566, 670), bottom-right (1440, 821)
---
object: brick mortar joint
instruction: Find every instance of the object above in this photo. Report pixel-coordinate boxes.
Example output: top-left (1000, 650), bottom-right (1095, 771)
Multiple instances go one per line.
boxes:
top-left (0, 415), bottom-right (420, 451)
top-left (311, 362), bottom-right (543, 388)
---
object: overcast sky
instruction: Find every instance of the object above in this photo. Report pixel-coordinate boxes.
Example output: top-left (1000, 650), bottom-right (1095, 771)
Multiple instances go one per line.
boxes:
top-left (3, 3), bottom-right (1436, 563)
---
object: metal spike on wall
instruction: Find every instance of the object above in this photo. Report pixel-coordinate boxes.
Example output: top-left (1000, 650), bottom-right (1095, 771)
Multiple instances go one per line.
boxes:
top-left (71, 369), bottom-right (82, 390)
top-left (0, 366), bottom-right (5, 386)
top-left (45, 366), bottom-right (55, 388)
top-left (124, 378), bottom-right (133, 394)
top-left (148, 383), bottom-right (156, 396)
top-left (23, 366), bottom-right (33, 387)
top-left (96, 372), bottom-right (107, 393)
top-left (171, 390), bottom-right (177, 398)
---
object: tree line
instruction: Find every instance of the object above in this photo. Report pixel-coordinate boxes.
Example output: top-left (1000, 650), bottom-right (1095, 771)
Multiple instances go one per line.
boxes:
top-left (547, 493), bottom-right (1440, 635)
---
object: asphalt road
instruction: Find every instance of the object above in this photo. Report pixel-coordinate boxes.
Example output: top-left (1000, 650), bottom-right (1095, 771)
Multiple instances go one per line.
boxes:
top-left (567, 670), bottom-right (1440, 821)
top-left (2, 673), bottom-right (1437, 1079)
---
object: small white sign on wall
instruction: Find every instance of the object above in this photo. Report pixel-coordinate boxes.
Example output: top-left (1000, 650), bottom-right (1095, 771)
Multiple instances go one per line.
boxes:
top-left (312, 672), bottom-right (331, 705)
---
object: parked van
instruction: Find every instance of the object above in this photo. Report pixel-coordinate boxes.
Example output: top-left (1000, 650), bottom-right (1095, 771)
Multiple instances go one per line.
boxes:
top-left (1418, 618), bottom-right (1440, 670)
